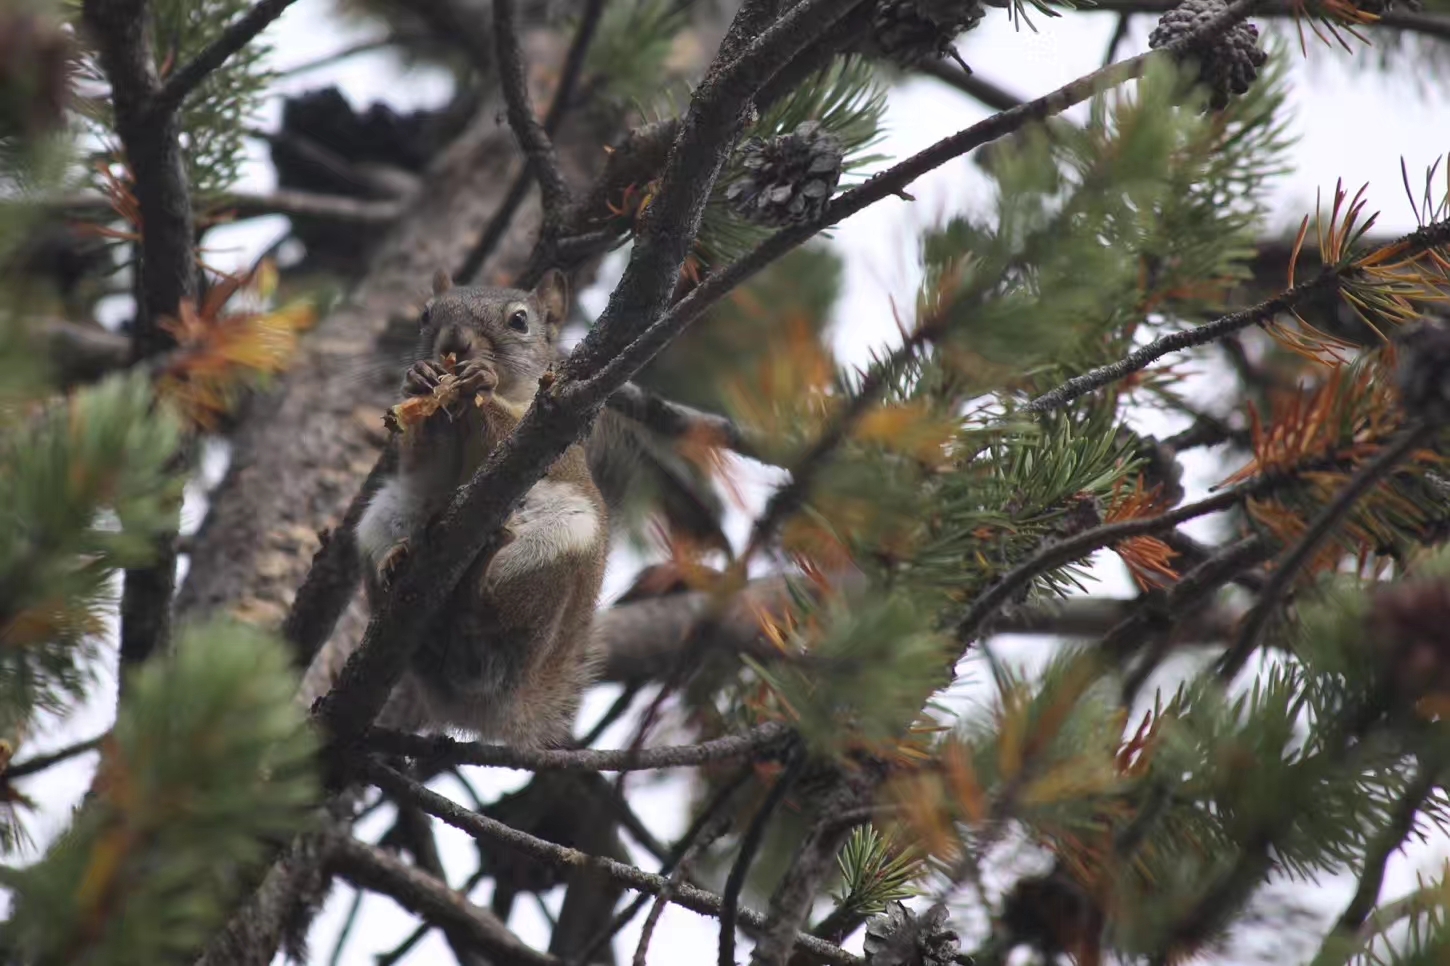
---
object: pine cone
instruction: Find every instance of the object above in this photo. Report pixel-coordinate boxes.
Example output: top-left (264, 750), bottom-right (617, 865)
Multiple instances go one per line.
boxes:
top-left (1369, 577), bottom-right (1450, 707)
top-left (1395, 319), bottom-right (1450, 422)
top-left (725, 121), bottom-right (844, 227)
top-left (1148, 0), bottom-right (1268, 111)
top-left (870, 0), bottom-right (986, 66)
top-left (863, 901), bottom-right (960, 966)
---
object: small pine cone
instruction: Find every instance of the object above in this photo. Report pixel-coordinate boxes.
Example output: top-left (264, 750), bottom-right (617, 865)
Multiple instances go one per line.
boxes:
top-left (1395, 318), bottom-right (1450, 422)
top-left (863, 902), bottom-right (960, 966)
top-left (870, 0), bottom-right (985, 67)
top-left (1369, 577), bottom-right (1450, 706)
top-left (725, 121), bottom-right (844, 227)
top-left (0, 10), bottom-right (73, 143)
top-left (1148, 0), bottom-right (1268, 111)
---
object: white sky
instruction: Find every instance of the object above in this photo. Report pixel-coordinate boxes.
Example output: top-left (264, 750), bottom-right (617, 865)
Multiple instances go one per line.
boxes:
top-left (13, 2), bottom-right (1450, 963)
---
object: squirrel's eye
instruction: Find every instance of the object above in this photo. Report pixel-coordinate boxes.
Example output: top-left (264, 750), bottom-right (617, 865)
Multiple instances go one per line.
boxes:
top-left (419, 306), bottom-right (432, 328)
top-left (508, 308), bottom-right (529, 332)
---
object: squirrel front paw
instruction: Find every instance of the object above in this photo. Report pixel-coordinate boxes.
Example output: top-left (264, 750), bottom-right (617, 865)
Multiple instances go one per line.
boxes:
top-left (403, 360), bottom-right (448, 398)
top-left (377, 540), bottom-right (410, 593)
top-left (457, 359), bottom-right (499, 398)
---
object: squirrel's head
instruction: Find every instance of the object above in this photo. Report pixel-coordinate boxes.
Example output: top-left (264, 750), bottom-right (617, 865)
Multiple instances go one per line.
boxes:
top-left (417, 268), bottom-right (570, 399)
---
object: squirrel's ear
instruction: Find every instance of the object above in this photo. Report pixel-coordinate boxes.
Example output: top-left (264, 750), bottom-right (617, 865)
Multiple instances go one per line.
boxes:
top-left (432, 269), bottom-right (453, 296)
top-left (533, 269), bottom-right (569, 329)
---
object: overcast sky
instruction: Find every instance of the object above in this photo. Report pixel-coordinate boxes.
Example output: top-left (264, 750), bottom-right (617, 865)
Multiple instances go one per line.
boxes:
top-left (15, 2), bottom-right (1450, 963)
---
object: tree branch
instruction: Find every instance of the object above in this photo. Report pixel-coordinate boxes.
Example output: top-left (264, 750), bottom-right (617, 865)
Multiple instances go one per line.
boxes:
top-left (494, 0), bottom-right (571, 223)
top-left (457, 0), bottom-right (607, 283)
top-left (1333, 751), bottom-right (1444, 934)
top-left (358, 760), bottom-right (866, 966)
top-left (363, 721), bottom-right (793, 772)
top-left (914, 60), bottom-right (1025, 112)
top-left (577, 0), bottom-right (1262, 401)
top-left (2, 734), bottom-right (105, 782)
top-left (1086, 0), bottom-right (1450, 43)
top-left (953, 485), bottom-right (1253, 654)
top-left (329, 835), bottom-right (558, 966)
top-left (81, 0), bottom-right (196, 678)
top-left (152, 0), bottom-right (303, 118)
top-left (721, 748), bottom-right (803, 966)
top-left (1024, 218), bottom-right (1450, 415)
top-left (1217, 419), bottom-right (1438, 681)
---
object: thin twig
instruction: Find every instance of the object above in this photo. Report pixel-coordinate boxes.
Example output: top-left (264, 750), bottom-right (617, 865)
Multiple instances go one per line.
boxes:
top-left (576, 6), bottom-right (1273, 403)
top-left (327, 887), bottom-right (365, 966)
top-left (1217, 419), bottom-right (1437, 681)
top-left (543, 0), bottom-right (607, 133)
top-left (1335, 752), bottom-right (1444, 934)
top-left (152, 0), bottom-right (302, 117)
top-left (575, 764), bottom-right (754, 965)
top-left (330, 835), bottom-right (559, 966)
top-left (359, 760), bottom-right (865, 966)
top-left (633, 787), bottom-right (741, 966)
top-left (375, 870), bottom-right (490, 966)
top-left (914, 61), bottom-right (1025, 111)
top-left (1024, 218), bottom-right (1450, 416)
top-left (1087, 0), bottom-right (1450, 42)
top-left (365, 721), bottom-right (791, 772)
top-left (494, 0), bottom-right (571, 222)
top-left (1102, 13), bottom-right (1133, 67)
top-left (457, 0), bottom-right (606, 282)
top-left (954, 485), bottom-right (1253, 653)
top-left (2, 734), bottom-right (105, 781)
top-left (1114, 536), bottom-right (1269, 707)
top-left (574, 683), bottom-right (642, 749)
top-left (720, 749), bottom-right (803, 966)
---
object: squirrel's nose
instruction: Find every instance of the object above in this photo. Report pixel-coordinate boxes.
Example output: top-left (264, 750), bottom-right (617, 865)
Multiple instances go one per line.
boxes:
top-left (435, 326), bottom-right (472, 360)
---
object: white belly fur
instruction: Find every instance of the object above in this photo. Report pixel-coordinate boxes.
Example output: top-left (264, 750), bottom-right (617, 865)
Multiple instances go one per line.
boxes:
top-left (488, 479), bottom-right (602, 584)
top-left (357, 477), bottom-right (601, 576)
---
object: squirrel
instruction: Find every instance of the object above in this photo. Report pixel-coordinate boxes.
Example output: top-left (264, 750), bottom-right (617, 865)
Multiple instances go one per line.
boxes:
top-left (355, 268), bottom-right (608, 748)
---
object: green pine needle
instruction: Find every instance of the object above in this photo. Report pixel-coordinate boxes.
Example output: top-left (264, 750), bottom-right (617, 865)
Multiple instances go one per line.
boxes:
top-left (0, 621), bottom-right (319, 964)
top-left (831, 825), bottom-right (925, 916)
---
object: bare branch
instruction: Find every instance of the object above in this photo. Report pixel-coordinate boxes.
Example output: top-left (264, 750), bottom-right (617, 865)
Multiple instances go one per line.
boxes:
top-left (1087, 0), bottom-right (1450, 43)
top-left (915, 60), bottom-right (1025, 111)
top-left (358, 761), bottom-right (867, 966)
top-left (749, 777), bottom-right (870, 966)
top-left (152, 0), bottom-right (303, 118)
top-left (363, 721), bottom-right (793, 772)
top-left (721, 749), bottom-right (804, 966)
top-left (494, 0), bottom-right (571, 223)
top-left (562, 0), bottom-right (874, 377)
top-left (579, 51), bottom-right (1150, 398)
top-left (217, 189), bottom-right (405, 224)
top-left (1217, 419), bottom-right (1438, 681)
top-left (2, 734), bottom-right (105, 781)
top-left (457, 0), bottom-right (608, 283)
top-left (1024, 218), bottom-right (1450, 415)
top-left (953, 486), bottom-right (1253, 653)
top-left (329, 835), bottom-right (559, 966)
top-left (1332, 751), bottom-right (1445, 937)
top-left (81, 0), bottom-right (195, 676)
